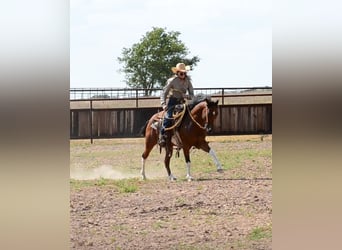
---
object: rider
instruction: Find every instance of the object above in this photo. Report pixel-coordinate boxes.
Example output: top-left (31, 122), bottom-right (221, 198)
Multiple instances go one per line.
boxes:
top-left (159, 62), bottom-right (194, 147)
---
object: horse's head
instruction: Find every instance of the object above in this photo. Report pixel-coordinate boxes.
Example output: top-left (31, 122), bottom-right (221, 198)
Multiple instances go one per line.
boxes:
top-left (188, 95), bottom-right (219, 133)
top-left (204, 98), bottom-right (219, 133)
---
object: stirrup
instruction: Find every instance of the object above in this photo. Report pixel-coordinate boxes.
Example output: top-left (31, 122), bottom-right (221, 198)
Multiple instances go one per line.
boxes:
top-left (158, 134), bottom-right (166, 147)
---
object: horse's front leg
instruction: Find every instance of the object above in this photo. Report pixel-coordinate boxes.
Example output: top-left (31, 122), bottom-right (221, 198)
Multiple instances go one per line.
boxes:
top-left (200, 142), bottom-right (223, 172)
top-left (183, 147), bottom-right (193, 181)
top-left (209, 148), bottom-right (223, 172)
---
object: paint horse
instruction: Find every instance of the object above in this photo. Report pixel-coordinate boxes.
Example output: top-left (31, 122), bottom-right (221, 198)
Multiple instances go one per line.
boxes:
top-left (141, 96), bottom-right (223, 181)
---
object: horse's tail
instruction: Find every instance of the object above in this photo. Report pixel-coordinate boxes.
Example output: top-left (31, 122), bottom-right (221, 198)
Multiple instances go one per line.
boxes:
top-left (139, 120), bottom-right (149, 137)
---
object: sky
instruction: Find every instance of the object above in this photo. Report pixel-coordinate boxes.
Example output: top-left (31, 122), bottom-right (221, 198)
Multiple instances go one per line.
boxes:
top-left (70, 0), bottom-right (272, 89)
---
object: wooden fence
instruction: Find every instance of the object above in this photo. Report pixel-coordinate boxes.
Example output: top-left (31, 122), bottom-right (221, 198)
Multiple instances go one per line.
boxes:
top-left (70, 106), bottom-right (271, 139)
top-left (70, 87), bottom-right (272, 140)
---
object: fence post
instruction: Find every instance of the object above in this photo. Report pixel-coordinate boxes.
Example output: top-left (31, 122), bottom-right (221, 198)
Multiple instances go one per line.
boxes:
top-left (220, 88), bottom-right (224, 133)
top-left (135, 89), bottom-right (139, 108)
top-left (90, 99), bottom-right (93, 144)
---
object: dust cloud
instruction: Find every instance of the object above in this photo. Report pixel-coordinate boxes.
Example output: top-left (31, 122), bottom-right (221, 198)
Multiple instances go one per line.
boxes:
top-left (70, 165), bottom-right (140, 180)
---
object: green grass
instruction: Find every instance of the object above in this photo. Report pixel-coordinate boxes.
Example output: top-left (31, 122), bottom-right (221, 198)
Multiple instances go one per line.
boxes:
top-left (248, 225), bottom-right (272, 241)
top-left (70, 179), bottom-right (97, 189)
top-left (112, 224), bottom-right (128, 231)
top-left (152, 220), bottom-right (165, 230)
top-left (172, 244), bottom-right (198, 250)
top-left (115, 179), bottom-right (138, 193)
top-left (70, 177), bottom-right (139, 193)
top-left (173, 145), bottom-right (271, 179)
top-left (70, 135), bottom-right (272, 181)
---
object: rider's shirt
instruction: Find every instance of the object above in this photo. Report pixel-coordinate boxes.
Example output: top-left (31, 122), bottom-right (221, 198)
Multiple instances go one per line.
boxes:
top-left (160, 75), bottom-right (194, 106)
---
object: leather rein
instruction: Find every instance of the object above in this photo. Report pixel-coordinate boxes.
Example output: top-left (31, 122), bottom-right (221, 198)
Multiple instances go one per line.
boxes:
top-left (187, 103), bottom-right (208, 130)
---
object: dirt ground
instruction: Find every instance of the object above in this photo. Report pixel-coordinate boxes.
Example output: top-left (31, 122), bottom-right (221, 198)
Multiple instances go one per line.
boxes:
top-left (70, 136), bottom-right (272, 249)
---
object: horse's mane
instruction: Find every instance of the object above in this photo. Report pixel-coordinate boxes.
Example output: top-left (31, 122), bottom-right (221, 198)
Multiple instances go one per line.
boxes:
top-left (188, 94), bottom-right (212, 110)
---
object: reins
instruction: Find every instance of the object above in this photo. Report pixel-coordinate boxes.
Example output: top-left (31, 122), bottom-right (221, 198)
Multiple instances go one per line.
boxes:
top-left (162, 101), bottom-right (209, 131)
top-left (187, 103), bottom-right (208, 130)
top-left (164, 104), bottom-right (187, 131)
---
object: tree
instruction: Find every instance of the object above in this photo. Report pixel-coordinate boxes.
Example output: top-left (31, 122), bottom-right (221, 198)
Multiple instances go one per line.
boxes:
top-left (117, 27), bottom-right (200, 95)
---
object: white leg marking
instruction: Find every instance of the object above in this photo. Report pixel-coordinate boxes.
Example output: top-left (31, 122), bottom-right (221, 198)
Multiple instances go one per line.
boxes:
top-left (209, 148), bottom-right (223, 171)
top-left (186, 162), bottom-right (193, 181)
top-left (141, 157), bottom-right (146, 180)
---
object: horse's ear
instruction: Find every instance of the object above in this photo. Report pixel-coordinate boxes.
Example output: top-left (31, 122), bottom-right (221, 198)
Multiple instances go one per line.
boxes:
top-left (215, 100), bottom-right (219, 105)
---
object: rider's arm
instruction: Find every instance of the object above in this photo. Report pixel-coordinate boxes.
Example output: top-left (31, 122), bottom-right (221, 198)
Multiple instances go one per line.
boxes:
top-left (161, 78), bottom-right (173, 106)
top-left (187, 78), bottom-right (194, 99)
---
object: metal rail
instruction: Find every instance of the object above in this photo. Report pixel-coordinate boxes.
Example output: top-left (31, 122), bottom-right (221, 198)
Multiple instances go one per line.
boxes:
top-left (70, 87), bottom-right (272, 101)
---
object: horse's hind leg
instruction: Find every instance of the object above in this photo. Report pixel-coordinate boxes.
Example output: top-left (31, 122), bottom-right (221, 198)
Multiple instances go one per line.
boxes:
top-left (183, 147), bottom-right (193, 181)
top-left (141, 145), bottom-right (151, 180)
top-left (141, 157), bottom-right (147, 180)
top-left (141, 130), bottom-right (158, 180)
top-left (164, 146), bottom-right (176, 181)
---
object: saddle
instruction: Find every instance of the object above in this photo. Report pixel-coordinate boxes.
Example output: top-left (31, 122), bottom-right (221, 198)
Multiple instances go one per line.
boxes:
top-left (151, 103), bottom-right (186, 155)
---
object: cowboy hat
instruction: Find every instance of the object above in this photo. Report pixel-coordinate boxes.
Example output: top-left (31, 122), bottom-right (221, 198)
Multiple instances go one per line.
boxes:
top-left (171, 63), bottom-right (191, 73)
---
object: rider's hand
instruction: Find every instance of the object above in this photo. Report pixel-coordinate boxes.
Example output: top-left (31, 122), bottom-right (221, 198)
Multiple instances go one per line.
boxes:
top-left (162, 104), bottom-right (167, 110)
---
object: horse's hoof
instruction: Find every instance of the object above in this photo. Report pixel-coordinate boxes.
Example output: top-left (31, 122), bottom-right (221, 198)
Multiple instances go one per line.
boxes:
top-left (186, 175), bottom-right (194, 181)
top-left (169, 174), bottom-right (177, 181)
top-left (217, 168), bottom-right (224, 173)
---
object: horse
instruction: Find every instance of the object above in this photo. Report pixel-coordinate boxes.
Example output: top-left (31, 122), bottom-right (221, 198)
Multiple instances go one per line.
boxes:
top-left (140, 96), bottom-right (223, 181)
